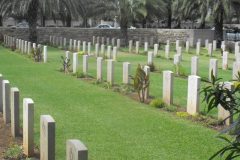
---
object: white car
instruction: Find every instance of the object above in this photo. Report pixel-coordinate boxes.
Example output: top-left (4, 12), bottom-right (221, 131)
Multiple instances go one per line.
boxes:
top-left (95, 24), bottom-right (114, 29)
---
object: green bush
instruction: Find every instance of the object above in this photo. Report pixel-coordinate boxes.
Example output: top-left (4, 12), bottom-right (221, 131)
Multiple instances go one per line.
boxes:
top-left (148, 63), bottom-right (156, 72)
top-left (150, 99), bottom-right (166, 108)
top-left (164, 105), bottom-right (177, 112)
top-left (4, 144), bottom-right (24, 159)
top-left (176, 112), bottom-right (190, 118)
top-left (76, 71), bottom-right (86, 78)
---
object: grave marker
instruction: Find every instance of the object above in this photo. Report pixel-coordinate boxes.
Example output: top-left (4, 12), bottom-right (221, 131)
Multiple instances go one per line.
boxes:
top-left (66, 140), bottom-right (88, 160)
top-left (163, 71), bottom-right (173, 105)
top-left (23, 98), bottom-right (34, 156)
top-left (187, 75), bottom-right (201, 115)
top-left (123, 62), bottom-right (131, 84)
top-left (40, 115), bottom-right (55, 160)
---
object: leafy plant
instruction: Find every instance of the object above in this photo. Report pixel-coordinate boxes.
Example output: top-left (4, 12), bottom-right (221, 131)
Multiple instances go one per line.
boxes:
top-left (133, 64), bottom-right (150, 103)
top-left (173, 64), bottom-right (186, 76)
top-left (4, 144), bottom-right (25, 159)
top-left (148, 63), bottom-right (156, 72)
top-left (150, 99), bottom-right (166, 108)
top-left (76, 71), bottom-right (86, 78)
top-left (61, 56), bottom-right (71, 74)
top-left (202, 72), bottom-right (240, 159)
top-left (31, 45), bottom-right (42, 62)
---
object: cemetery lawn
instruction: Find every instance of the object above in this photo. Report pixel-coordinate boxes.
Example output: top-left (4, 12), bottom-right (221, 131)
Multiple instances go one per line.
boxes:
top-left (0, 45), bottom-right (229, 159)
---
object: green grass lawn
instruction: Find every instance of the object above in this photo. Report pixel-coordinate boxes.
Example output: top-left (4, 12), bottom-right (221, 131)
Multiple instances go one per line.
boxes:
top-left (0, 44), bottom-right (231, 159)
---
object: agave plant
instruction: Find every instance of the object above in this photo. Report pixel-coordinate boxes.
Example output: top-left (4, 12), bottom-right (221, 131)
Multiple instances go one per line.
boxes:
top-left (133, 64), bottom-right (149, 103)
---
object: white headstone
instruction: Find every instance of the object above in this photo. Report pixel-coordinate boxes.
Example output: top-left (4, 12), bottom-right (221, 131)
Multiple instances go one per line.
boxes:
top-left (23, 98), bottom-right (34, 156)
top-left (40, 115), bottom-right (55, 160)
top-left (147, 52), bottom-right (153, 65)
top-left (165, 45), bottom-right (170, 59)
top-left (144, 42), bottom-right (148, 52)
top-left (191, 56), bottom-right (199, 75)
top-left (0, 74), bottom-right (3, 112)
top-left (205, 39), bottom-right (209, 48)
top-left (3, 80), bottom-right (10, 124)
top-left (10, 87), bottom-right (20, 138)
top-left (123, 62), bottom-right (131, 84)
top-left (69, 39), bottom-right (73, 51)
top-left (129, 40), bottom-right (133, 53)
top-left (186, 41), bottom-right (189, 53)
top-left (95, 43), bottom-right (99, 57)
top-left (27, 42), bottom-right (31, 55)
top-left (144, 66), bottom-right (150, 99)
top-left (196, 42), bottom-right (200, 55)
top-left (83, 55), bottom-right (89, 75)
top-left (73, 40), bottom-right (77, 51)
top-left (213, 40), bottom-right (217, 51)
top-left (117, 39), bottom-right (121, 48)
top-left (107, 60), bottom-right (114, 85)
top-left (136, 41), bottom-right (139, 54)
top-left (101, 44), bottom-right (105, 57)
top-left (43, 46), bottom-right (48, 63)
top-left (174, 54), bottom-right (181, 65)
top-left (97, 57), bottom-right (103, 81)
top-left (153, 44), bottom-right (158, 57)
top-left (232, 62), bottom-right (240, 80)
top-left (107, 46), bottom-right (112, 59)
top-left (77, 40), bottom-right (81, 52)
top-left (73, 53), bottom-right (79, 74)
top-left (82, 41), bottom-right (86, 53)
top-left (222, 51), bottom-right (228, 70)
top-left (113, 47), bottom-right (118, 61)
top-left (163, 71), bottom-right (173, 105)
top-left (66, 140), bottom-right (88, 160)
top-left (187, 75), bottom-right (200, 115)
top-left (87, 42), bottom-right (91, 55)
top-left (208, 43), bottom-right (213, 56)
top-left (209, 59), bottom-right (218, 81)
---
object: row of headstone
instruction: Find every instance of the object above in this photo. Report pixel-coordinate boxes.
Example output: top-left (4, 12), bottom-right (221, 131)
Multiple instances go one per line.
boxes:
top-left (0, 74), bottom-right (88, 160)
top-left (3, 35), bottom-right (48, 63)
top-left (161, 71), bottom-right (231, 125)
top-left (71, 53), bottom-right (132, 86)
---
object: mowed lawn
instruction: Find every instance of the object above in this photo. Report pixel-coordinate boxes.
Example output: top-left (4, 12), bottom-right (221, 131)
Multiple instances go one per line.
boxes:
top-left (0, 45), bottom-right (228, 159)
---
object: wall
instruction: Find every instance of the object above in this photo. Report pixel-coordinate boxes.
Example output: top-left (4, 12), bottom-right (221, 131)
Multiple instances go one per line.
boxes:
top-left (0, 27), bottom-right (215, 47)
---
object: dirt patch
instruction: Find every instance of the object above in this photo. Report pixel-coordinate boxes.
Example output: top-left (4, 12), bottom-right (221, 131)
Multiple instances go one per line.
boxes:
top-left (0, 113), bottom-right (22, 159)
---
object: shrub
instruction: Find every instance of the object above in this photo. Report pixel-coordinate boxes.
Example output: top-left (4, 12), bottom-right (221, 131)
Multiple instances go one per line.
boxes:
top-left (173, 64), bottom-right (186, 76)
top-left (176, 112), bottom-right (190, 118)
top-left (133, 64), bottom-right (150, 103)
top-left (4, 144), bottom-right (24, 159)
top-left (164, 105), bottom-right (177, 112)
top-left (76, 71), bottom-right (86, 78)
top-left (148, 63), bottom-right (156, 72)
top-left (61, 56), bottom-right (71, 74)
top-left (150, 99), bottom-right (166, 108)
top-left (31, 45), bottom-right (43, 62)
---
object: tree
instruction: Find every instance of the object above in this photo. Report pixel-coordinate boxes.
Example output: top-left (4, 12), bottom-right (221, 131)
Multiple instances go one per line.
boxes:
top-left (202, 73), bottom-right (240, 159)
top-left (0, 0), bottom-right (82, 42)
top-left (208, 0), bottom-right (240, 45)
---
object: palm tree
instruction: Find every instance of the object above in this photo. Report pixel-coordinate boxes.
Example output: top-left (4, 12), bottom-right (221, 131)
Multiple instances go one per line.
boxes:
top-left (208, 0), bottom-right (240, 45)
top-left (0, 0), bottom-right (82, 42)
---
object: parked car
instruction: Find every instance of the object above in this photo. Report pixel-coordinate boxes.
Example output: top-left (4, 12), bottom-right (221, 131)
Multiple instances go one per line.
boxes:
top-left (95, 24), bottom-right (114, 29)
top-left (11, 21), bottom-right (29, 29)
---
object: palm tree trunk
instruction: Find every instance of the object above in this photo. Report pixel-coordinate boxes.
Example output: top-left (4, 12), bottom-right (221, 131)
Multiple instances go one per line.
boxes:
top-left (27, 0), bottom-right (39, 42)
top-left (66, 15), bottom-right (71, 27)
top-left (214, 9), bottom-right (224, 47)
top-left (167, 0), bottom-right (172, 28)
top-left (121, 27), bottom-right (128, 47)
top-left (0, 15), bottom-right (3, 26)
top-left (41, 15), bottom-right (46, 27)
top-left (199, 21), bottom-right (205, 29)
